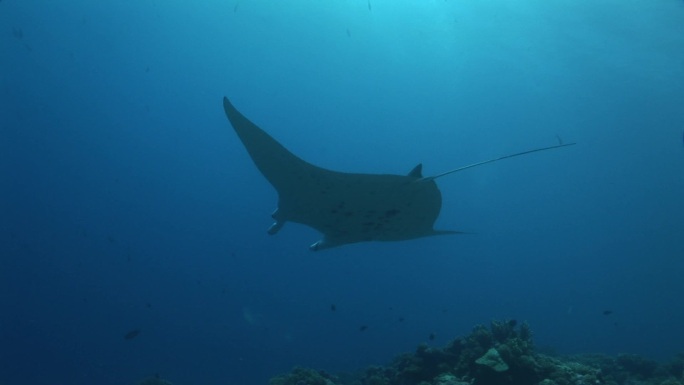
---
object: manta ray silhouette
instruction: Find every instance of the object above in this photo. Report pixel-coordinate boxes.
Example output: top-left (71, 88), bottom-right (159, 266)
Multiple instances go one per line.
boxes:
top-left (223, 97), bottom-right (574, 251)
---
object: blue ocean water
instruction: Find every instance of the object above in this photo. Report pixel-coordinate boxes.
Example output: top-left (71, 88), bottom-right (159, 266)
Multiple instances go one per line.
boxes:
top-left (2, 1), bottom-right (684, 385)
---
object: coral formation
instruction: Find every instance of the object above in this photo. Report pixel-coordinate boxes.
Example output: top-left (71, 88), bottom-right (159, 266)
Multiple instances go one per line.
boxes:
top-left (130, 321), bottom-right (684, 385)
top-left (267, 320), bottom-right (684, 385)
top-left (475, 348), bottom-right (509, 372)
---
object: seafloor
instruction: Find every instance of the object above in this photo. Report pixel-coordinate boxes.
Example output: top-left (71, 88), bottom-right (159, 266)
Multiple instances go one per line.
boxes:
top-left (138, 320), bottom-right (684, 385)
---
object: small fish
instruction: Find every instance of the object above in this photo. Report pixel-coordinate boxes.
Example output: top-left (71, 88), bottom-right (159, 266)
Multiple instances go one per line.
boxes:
top-left (428, 333), bottom-right (435, 341)
top-left (398, 317), bottom-right (405, 322)
top-left (346, 28), bottom-right (351, 38)
top-left (124, 329), bottom-right (141, 340)
top-left (367, 0), bottom-right (371, 11)
top-left (330, 304), bottom-right (336, 312)
top-left (234, 3), bottom-right (239, 12)
top-left (603, 310), bottom-right (613, 316)
top-left (359, 325), bottom-right (368, 332)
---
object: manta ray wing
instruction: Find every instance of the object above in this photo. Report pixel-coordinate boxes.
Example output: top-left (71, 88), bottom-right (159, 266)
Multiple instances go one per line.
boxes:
top-left (223, 97), bottom-right (455, 250)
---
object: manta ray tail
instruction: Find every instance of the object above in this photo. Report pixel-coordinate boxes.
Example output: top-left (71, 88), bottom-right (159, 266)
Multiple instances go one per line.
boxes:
top-left (419, 142), bottom-right (576, 182)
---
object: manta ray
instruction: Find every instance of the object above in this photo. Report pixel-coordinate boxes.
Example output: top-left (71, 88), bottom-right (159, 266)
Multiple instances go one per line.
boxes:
top-left (223, 97), bottom-right (574, 251)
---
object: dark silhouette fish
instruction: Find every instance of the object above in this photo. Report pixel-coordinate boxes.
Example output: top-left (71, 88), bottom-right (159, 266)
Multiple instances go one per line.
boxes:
top-left (602, 310), bottom-right (613, 316)
top-left (124, 329), bottom-right (141, 340)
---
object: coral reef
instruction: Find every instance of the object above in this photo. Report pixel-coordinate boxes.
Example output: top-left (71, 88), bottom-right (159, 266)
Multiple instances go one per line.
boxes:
top-left (269, 320), bottom-right (684, 385)
top-left (129, 321), bottom-right (684, 385)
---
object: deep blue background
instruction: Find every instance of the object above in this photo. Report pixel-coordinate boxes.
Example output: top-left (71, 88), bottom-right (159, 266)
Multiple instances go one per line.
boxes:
top-left (2, 1), bottom-right (684, 385)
